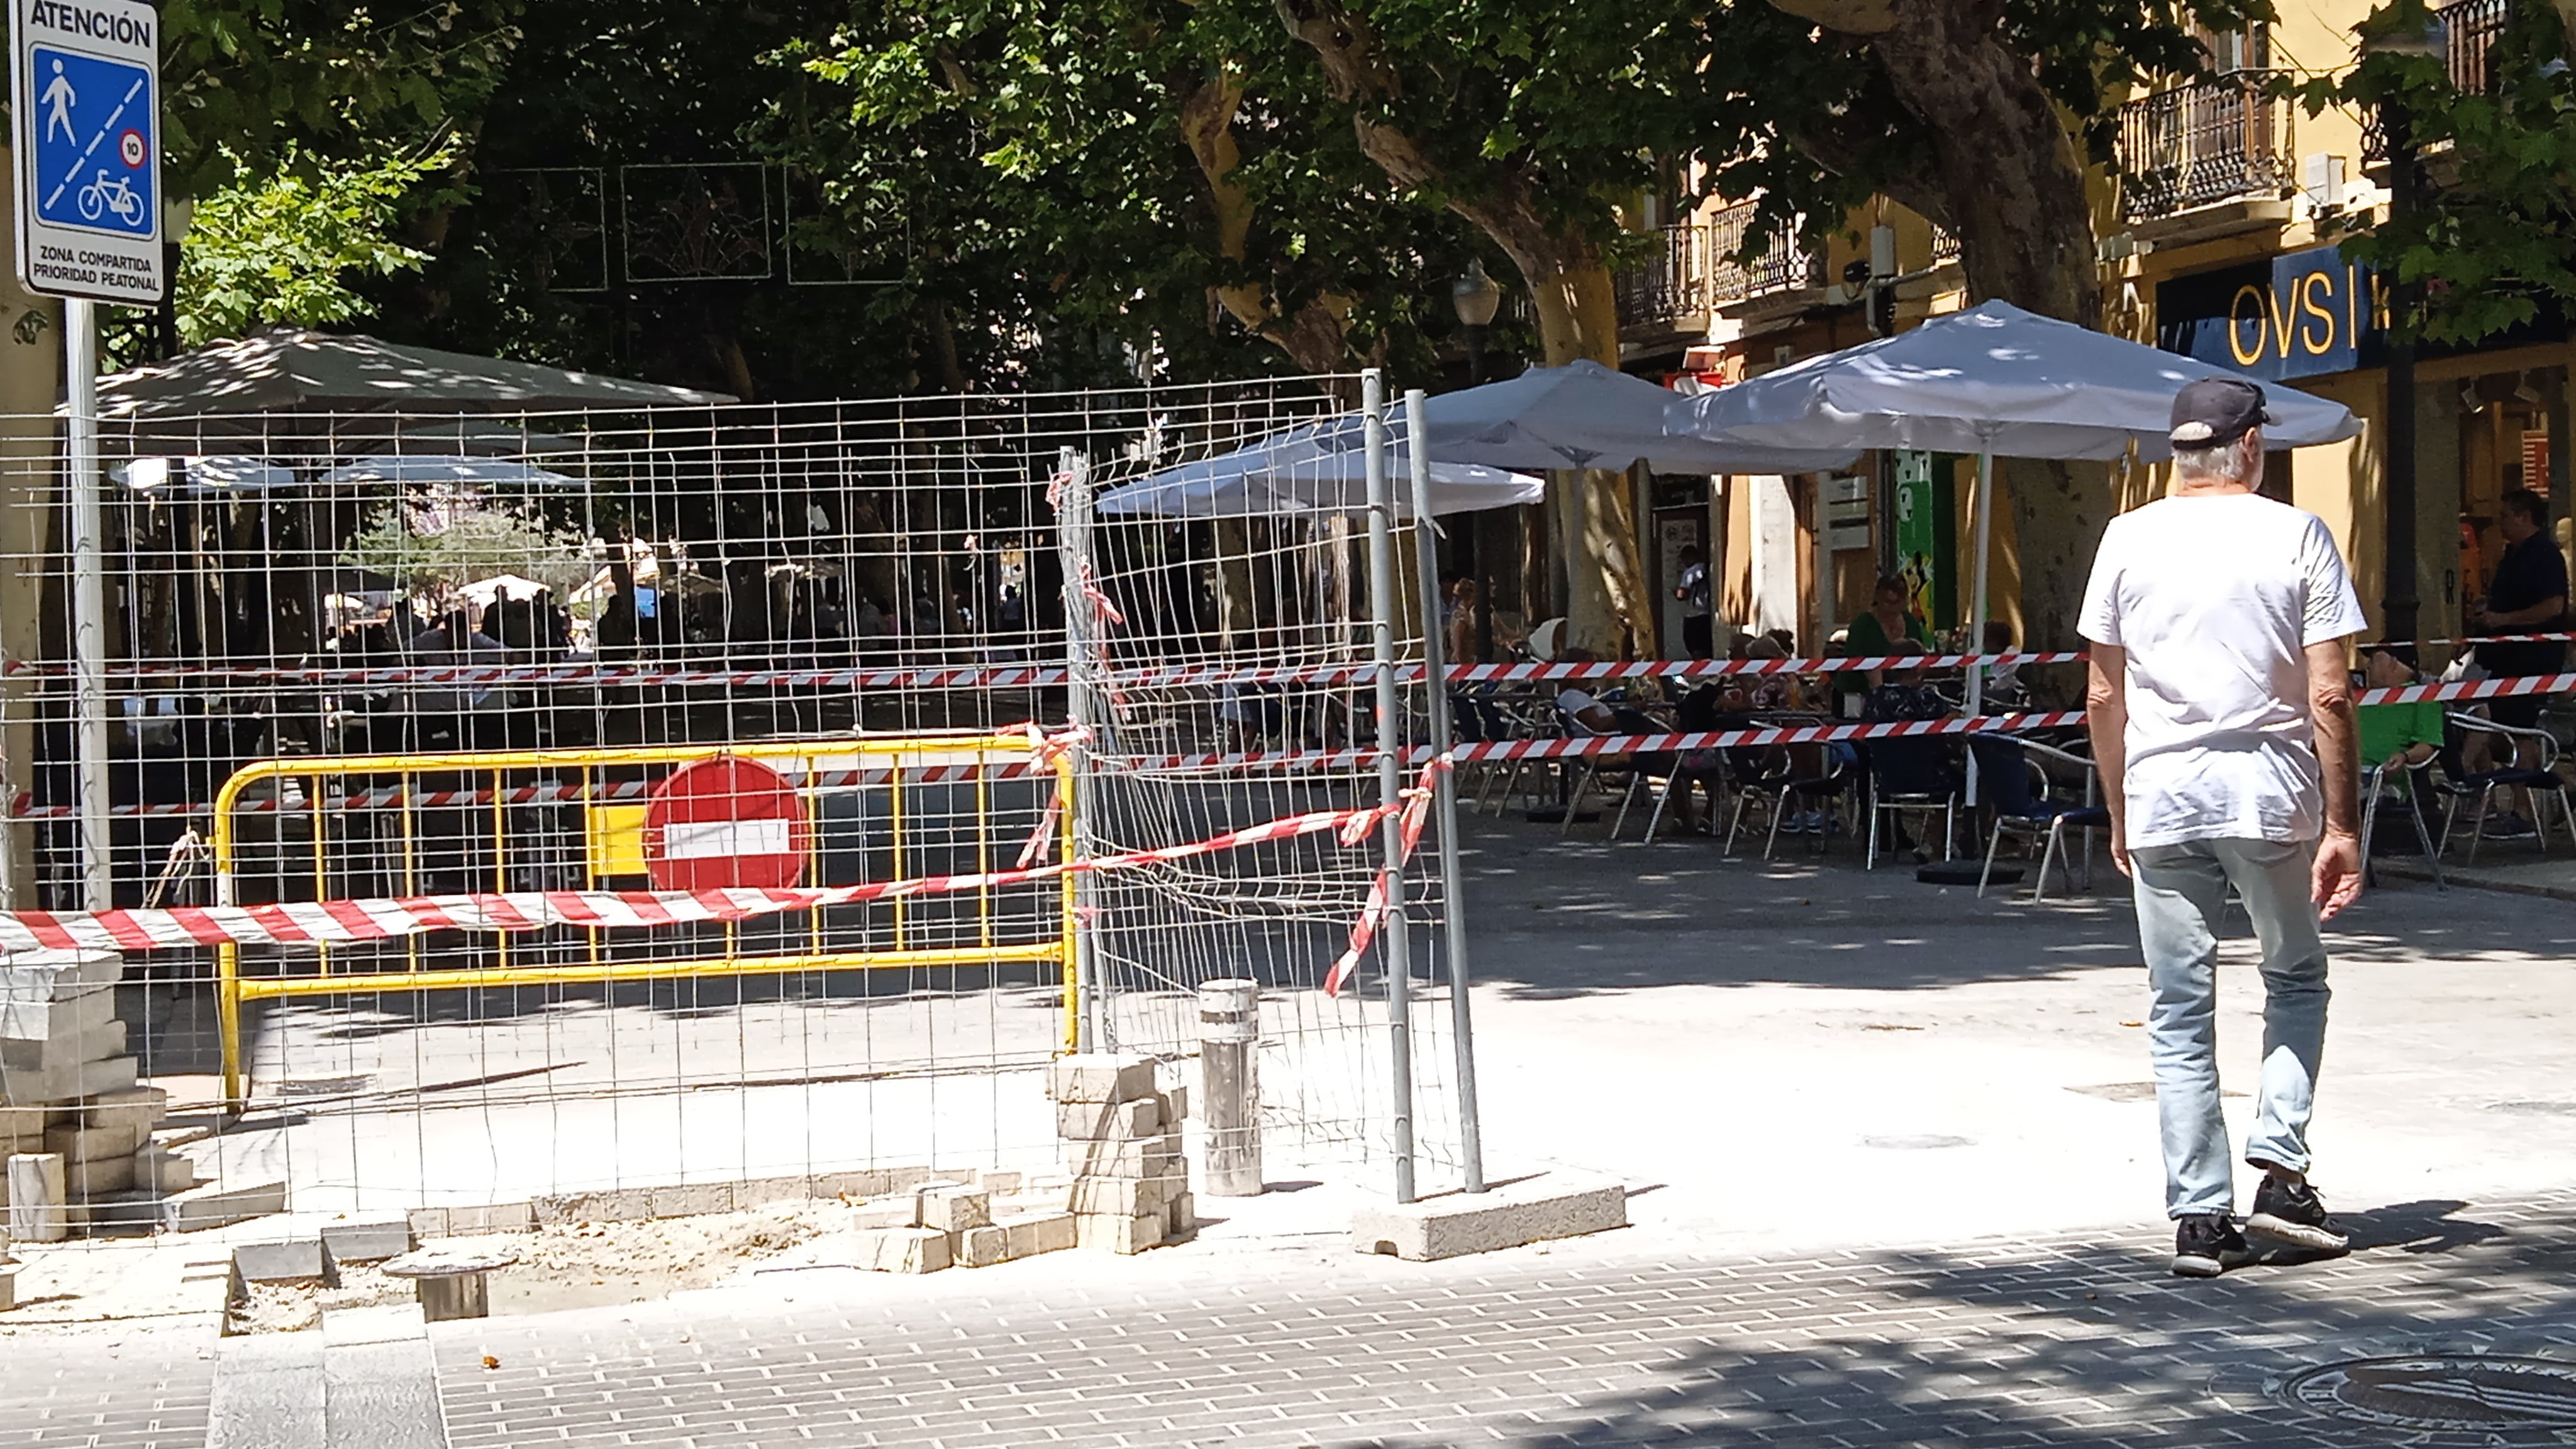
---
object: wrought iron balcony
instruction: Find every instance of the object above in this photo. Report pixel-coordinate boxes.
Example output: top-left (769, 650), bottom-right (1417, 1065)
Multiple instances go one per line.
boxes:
top-left (2117, 70), bottom-right (2296, 223)
top-left (2441, 0), bottom-right (2510, 94)
top-left (1613, 206), bottom-right (1828, 333)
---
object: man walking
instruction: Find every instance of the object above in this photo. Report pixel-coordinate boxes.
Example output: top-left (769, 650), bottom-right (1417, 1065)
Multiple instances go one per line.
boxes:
top-left (2080, 377), bottom-right (2366, 1279)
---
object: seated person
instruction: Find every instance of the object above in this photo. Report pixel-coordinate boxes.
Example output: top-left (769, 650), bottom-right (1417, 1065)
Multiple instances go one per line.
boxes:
top-left (2358, 645), bottom-right (2441, 852)
top-left (1838, 575), bottom-right (1938, 711)
top-left (1553, 647), bottom-right (1620, 732)
top-left (1980, 621), bottom-right (2030, 709)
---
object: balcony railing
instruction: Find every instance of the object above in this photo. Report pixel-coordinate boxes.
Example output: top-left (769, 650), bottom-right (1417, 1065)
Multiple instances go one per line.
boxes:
top-left (2441, 0), bottom-right (2510, 93)
top-left (2117, 70), bottom-right (2295, 222)
top-left (1612, 207), bottom-right (1828, 331)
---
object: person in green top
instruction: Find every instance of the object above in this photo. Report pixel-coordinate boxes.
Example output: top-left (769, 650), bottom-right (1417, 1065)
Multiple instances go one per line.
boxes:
top-left (1838, 574), bottom-right (1937, 708)
top-left (2357, 646), bottom-right (2443, 774)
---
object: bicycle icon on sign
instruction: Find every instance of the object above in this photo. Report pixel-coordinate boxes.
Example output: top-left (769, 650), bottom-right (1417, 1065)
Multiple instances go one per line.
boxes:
top-left (77, 170), bottom-right (144, 227)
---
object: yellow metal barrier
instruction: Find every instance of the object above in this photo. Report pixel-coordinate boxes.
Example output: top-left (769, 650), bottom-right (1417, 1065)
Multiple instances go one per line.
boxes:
top-left (212, 731), bottom-right (1078, 1106)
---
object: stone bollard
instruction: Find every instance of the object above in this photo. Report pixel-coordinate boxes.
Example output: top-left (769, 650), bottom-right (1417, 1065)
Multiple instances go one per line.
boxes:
top-left (1197, 979), bottom-right (1262, 1197)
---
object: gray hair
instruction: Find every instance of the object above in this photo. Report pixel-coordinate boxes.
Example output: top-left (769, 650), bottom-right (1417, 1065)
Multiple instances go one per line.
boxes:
top-left (2171, 430), bottom-right (2260, 485)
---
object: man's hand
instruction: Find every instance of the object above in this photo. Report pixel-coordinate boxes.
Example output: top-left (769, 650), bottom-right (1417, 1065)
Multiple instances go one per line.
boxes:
top-left (2312, 828), bottom-right (2363, 920)
top-left (2109, 831), bottom-right (2132, 879)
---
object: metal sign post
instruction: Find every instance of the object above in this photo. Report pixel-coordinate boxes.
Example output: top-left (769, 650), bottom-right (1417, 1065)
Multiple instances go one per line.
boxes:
top-left (11, 0), bottom-right (163, 911)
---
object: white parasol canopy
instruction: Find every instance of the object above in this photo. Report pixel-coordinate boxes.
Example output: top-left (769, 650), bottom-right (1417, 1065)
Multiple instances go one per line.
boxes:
top-left (1663, 299), bottom-right (2360, 462)
top-left (1096, 414), bottom-right (1543, 519)
top-left (114, 455), bottom-right (297, 494)
top-left (1426, 358), bottom-right (1858, 474)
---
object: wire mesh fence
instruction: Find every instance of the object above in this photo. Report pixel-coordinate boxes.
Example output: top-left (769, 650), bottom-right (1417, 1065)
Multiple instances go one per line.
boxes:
top-left (0, 370), bottom-right (1482, 1228)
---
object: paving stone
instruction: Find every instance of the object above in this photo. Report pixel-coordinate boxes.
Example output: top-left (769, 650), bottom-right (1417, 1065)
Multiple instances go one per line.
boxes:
top-left (855, 1226), bottom-right (950, 1274)
top-left (162, 1177), bottom-right (288, 1232)
top-left (0, 1018), bottom-right (126, 1072)
top-left (1067, 1174), bottom-right (1177, 1218)
top-left (1045, 1052), bottom-right (1155, 1104)
top-left (0, 982), bottom-right (114, 1043)
top-left (0, 1052), bottom-right (138, 1106)
top-left (917, 1184), bottom-right (991, 1233)
top-left (43, 1116), bottom-right (147, 1162)
top-left (322, 1219), bottom-right (414, 1265)
top-left (235, 1236), bottom-right (330, 1283)
top-left (1072, 1209), bottom-right (1164, 1255)
top-left (1056, 1095), bottom-right (1159, 1141)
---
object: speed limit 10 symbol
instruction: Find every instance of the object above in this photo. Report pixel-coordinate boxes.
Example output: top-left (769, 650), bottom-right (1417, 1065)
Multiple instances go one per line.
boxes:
top-left (118, 130), bottom-right (145, 167)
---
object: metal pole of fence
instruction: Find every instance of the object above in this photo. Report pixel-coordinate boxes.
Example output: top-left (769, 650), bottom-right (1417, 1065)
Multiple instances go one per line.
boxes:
top-left (65, 298), bottom-right (110, 913)
top-left (1055, 446), bottom-right (1107, 1052)
top-left (1403, 388), bottom-right (1486, 1194)
top-left (1362, 370), bottom-right (1417, 1204)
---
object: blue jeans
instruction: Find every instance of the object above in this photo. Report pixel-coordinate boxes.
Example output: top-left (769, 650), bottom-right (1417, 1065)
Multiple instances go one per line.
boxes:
top-left (2130, 838), bottom-right (2331, 1219)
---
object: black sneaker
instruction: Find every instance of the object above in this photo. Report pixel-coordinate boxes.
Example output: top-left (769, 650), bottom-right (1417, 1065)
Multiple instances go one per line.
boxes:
top-left (2246, 1177), bottom-right (2351, 1253)
top-left (2172, 1213), bottom-right (2252, 1277)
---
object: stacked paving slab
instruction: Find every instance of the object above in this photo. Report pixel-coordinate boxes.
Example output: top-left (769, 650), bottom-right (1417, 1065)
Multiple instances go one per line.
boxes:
top-left (0, 948), bottom-right (200, 1236)
top-left (1051, 1052), bottom-right (1192, 1254)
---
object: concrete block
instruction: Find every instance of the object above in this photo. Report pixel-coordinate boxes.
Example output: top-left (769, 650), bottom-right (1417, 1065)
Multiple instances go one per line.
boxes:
top-left (1056, 1096), bottom-right (1160, 1141)
top-left (1069, 1174), bottom-right (1178, 1218)
top-left (0, 1262), bottom-right (17, 1311)
top-left (132, 1145), bottom-right (197, 1195)
top-left (321, 1219), bottom-right (413, 1265)
top-left (1167, 1191), bottom-right (1197, 1240)
top-left (1074, 1210), bottom-right (1164, 1255)
top-left (1065, 1131), bottom-right (1182, 1181)
top-left (0, 1104), bottom-right (49, 1138)
top-left (732, 1174), bottom-right (806, 1210)
top-left (160, 1177), bottom-right (287, 1232)
top-left (443, 1200), bottom-right (533, 1236)
top-left (44, 1118), bottom-right (146, 1163)
top-left (235, 1237), bottom-right (330, 1284)
top-left (7, 1152), bottom-right (65, 1241)
top-left (977, 1170), bottom-right (1023, 1196)
top-left (77, 1085), bottom-right (167, 1136)
top-left (645, 1182), bottom-right (736, 1219)
top-left (1349, 1174), bottom-right (1627, 1262)
top-left (1158, 1085), bottom-right (1191, 1123)
top-left (856, 1226), bottom-right (950, 1274)
top-left (65, 1150), bottom-right (135, 1197)
top-left (1046, 1052), bottom-right (1155, 1104)
top-left (917, 1184), bottom-right (991, 1233)
top-left (0, 983), bottom-right (114, 1043)
top-left (530, 1185), bottom-right (658, 1224)
top-left (0, 1018), bottom-right (125, 1072)
top-left (0, 1052), bottom-right (138, 1106)
top-left (1002, 1211), bottom-right (1077, 1258)
top-left (0, 948), bottom-right (123, 999)
top-left (952, 1223), bottom-right (1012, 1268)
top-left (323, 1301), bottom-right (428, 1347)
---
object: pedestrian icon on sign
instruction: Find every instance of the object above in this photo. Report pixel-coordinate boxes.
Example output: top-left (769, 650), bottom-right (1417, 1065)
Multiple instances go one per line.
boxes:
top-left (40, 60), bottom-right (74, 145)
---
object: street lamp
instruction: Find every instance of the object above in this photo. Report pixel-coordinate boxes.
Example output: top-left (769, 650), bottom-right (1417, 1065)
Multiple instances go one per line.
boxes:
top-left (1450, 258), bottom-right (1502, 385)
top-left (2360, 5), bottom-right (2443, 652)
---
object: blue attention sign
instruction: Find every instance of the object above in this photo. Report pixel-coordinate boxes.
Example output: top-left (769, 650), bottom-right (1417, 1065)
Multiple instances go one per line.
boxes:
top-left (28, 42), bottom-right (153, 237)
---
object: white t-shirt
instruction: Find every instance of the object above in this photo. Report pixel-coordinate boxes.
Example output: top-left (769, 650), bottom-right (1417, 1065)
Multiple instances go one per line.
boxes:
top-left (2077, 492), bottom-right (2367, 847)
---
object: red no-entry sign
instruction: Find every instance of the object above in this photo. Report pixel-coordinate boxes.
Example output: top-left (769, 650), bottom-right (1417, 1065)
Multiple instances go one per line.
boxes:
top-left (643, 755), bottom-right (810, 892)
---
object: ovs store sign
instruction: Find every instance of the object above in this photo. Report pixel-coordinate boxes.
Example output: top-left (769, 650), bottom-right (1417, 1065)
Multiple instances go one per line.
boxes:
top-left (2155, 245), bottom-right (2384, 381)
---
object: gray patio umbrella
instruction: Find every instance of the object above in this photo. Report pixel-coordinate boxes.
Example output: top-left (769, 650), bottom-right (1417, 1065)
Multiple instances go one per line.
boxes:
top-left (91, 328), bottom-right (735, 453)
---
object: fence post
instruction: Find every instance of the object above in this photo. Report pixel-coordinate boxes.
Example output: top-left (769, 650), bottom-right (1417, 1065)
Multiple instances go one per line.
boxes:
top-left (1054, 446), bottom-right (1107, 1053)
top-left (1403, 389), bottom-right (1486, 1194)
top-left (1197, 977), bottom-right (1262, 1195)
top-left (64, 299), bottom-right (109, 912)
top-left (1361, 370), bottom-right (1417, 1204)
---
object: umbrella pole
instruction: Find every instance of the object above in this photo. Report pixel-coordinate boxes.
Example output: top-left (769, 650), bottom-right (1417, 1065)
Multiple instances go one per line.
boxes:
top-left (1965, 450), bottom-right (1995, 804)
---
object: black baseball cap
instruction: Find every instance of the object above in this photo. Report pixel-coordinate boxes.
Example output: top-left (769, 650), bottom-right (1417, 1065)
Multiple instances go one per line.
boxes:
top-left (2168, 377), bottom-right (2275, 448)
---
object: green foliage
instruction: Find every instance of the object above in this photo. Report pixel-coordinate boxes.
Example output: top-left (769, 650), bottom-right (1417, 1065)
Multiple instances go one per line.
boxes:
top-left (340, 496), bottom-right (594, 606)
top-left (779, 0), bottom-right (1480, 384)
top-left (177, 142), bottom-right (457, 345)
top-left (2296, 0), bottom-right (2576, 343)
top-left (158, 1), bottom-right (525, 195)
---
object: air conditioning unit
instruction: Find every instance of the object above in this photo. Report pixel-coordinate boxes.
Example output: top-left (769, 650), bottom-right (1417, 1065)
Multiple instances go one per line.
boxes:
top-left (2301, 153), bottom-right (2346, 215)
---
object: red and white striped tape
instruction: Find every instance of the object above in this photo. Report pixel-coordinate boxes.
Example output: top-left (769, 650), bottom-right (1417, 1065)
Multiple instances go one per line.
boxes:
top-left (1323, 763), bottom-right (1443, 998)
top-left (0, 772), bottom-right (1435, 955)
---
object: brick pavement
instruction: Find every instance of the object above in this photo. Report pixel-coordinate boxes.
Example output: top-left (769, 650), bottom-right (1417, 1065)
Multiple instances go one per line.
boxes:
top-left (0, 1322), bottom-right (215, 1449)
top-left (426, 1189), bottom-right (2576, 1449)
